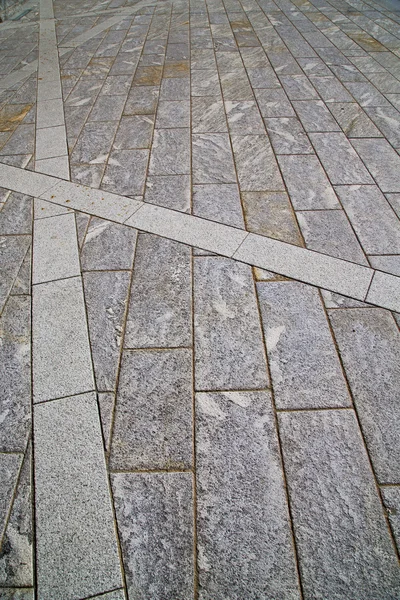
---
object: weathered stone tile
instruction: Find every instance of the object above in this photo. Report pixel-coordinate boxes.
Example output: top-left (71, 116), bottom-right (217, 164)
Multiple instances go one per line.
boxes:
top-left (149, 128), bottom-right (190, 175)
top-left (0, 193), bottom-right (32, 235)
top-left (292, 99), bottom-right (340, 131)
top-left (257, 281), bottom-right (350, 408)
top-left (164, 61), bottom-right (190, 78)
top-left (144, 174), bottom-right (190, 212)
top-left (36, 125), bottom-right (68, 161)
top-left (193, 184), bottom-right (244, 228)
top-left (112, 473), bottom-right (193, 599)
top-left (133, 65), bottom-right (163, 86)
top-left (0, 125), bottom-right (34, 156)
top-left (231, 134), bottom-right (284, 191)
top-left (81, 217), bottom-right (137, 271)
top-left (381, 487), bottom-right (400, 551)
top-left (98, 392), bottom-right (114, 451)
top-left (34, 393), bottom-right (122, 599)
top-left (351, 138), bottom-right (400, 192)
top-left (159, 77), bottom-right (190, 101)
top-left (368, 71), bottom-right (400, 94)
top-left (279, 410), bottom-right (400, 599)
top-left (387, 193), bottom-right (400, 219)
top-left (90, 591), bottom-right (125, 600)
top-left (335, 185), bottom-right (400, 254)
top-left (329, 64), bottom-right (368, 84)
top-left (240, 47), bottom-right (270, 68)
top-left (310, 132), bottom-right (374, 185)
top-left (254, 88), bottom-right (295, 117)
top-left (246, 67), bottom-right (281, 88)
top-left (216, 51), bottom-right (243, 74)
top-left (280, 75), bottom-right (319, 100)
top-left (124, 86), bottom-right (159, 115)
top-left (243, 191), bottom-right (302, 245)
top-left (265, 117), bottom-right (313, 154)
top-left (328, 102), bottom-right (382, 137)
top-left (269, 51), bottom-right (303, 75)
top-left (192, 97), bottom-right (227, 133)
top-left (330, 308), bottom-right (400, 482)
top-left (102, 149), bottom-right (149, 196)
top-left (364, 106), bottom-right (400, 147)
top-left (0, 589), bottom-right (33, 599)
top-left (297, 209), bottom-right (368, 263)
top-left (368, 255), bottom-right (400, 277)
top-left (101, 74), bottom-right (133, 95)
top-left (297, 57), bottom-right (332, 77)
top-left (0, 447), bottom-right (32, 587)
top-left (191, 48), bottom-right (216, 69)
top-left (321, 290), bottom-right (370, 309)
top-left (277, 154), bottom-right (339, 209)
top-left (191, 69), bottom-right (220, 96)
top-left (192, 133), bottom-right (236, 184)
top-left (309, 75), bottom-right (353, 102)
top-left (10, 248), bottom-right (31, 296)
top-left (0, 453), bottom-right (22, 541)
top-left (65, 79), bottom-right (102, 108)
top-left (83, 271), bottom-right (130, 392)
top-left (196, 390), bottom-right (301, 600)
top-left (0, 235), bottom-right (31, 313)
top-left (345, 81), bottom-right (390, 107)
top-left (113, 116), bottom-right (154, 149)
top-left (194, 257), bottom-right (268, 391)
top-left (156, 100), bottom-right (190, 128)
top-left (220, 71), bottom-right (254, 101)
top-left (224, 100), bottom-right (264, 135)
top-left (110, 349), bottom-right (192, 470)
top-left (125, 234), bottom-right (191, 348)
top-left (70, 121), bottom-right (118, 164)
top-left (33, 277), bottom-right (94, 403)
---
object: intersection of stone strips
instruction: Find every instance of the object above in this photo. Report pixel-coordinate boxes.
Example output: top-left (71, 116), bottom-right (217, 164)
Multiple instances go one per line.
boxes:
top-left (0, 0), bottom-right (400, 596)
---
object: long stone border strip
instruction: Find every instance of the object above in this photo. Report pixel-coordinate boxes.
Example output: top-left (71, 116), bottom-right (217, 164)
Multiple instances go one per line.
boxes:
top-left (0, 162), bottom-right (399, 312)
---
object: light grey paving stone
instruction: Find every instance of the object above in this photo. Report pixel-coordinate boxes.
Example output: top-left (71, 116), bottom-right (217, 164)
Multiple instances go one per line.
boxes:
top-left (35, 156), bottom-right (70, 180)
top-left (192, 133), bottom-right (236, 184)
top-left (257, 281), bottom-right (350, 409)
top-left (330, 308), bottom-right (400, 482)
top-left (321, 290), bottom-right (370, 309)
top-left (112, 473), bottom-right (193, 599)
top-left (0, 446), bottom-right (32, 587)
top-left (110, 349), bottom-right (192, 470)
top-left (220, 71), bottom-right (254, 102)
top-left (124, 86), bottom-right (159, 114)
top-left (328, 102), bottom-right (382, 137)
top-left (369, 255), bottom-right (400, 277)
top-left (309, 75), bottom-right (353, 102)
top-left (35, 125), bottom-right (68, 161)
top-left (126, 204), bottom-right (247, 257)
top-left (292, 99), bottom-right (340, 132)
top-left (280, 74), bottom-right (319, 100)
top-left (240, 47), bottom-right (270, 69)
top-left (36, 99), bottom-right (64, 130)
top-left (156, 100), bottom-right (190, 128)
top-left (10, 248), bottom-right (31, 296)
top-left (98, 392), bottom-right (114, 452)
top-left (297, 210), bottom-right (368, 264)
top-left (351, 138), bottom-right (400, 193)
top-left (254, 88), bottom-right (296, 118)
top-left (335, 184), bottom-right (400, 255)
top-left (159, 78), bottom-right (189, 101)
top-left (243, 191), bottom-right (302, 245)
top-left (144, 174), bottom-right (190, 212)
top-left (101, 75), bottom-right (133, 96)
top-left (277, 154), bottom-right (340, 210)
top-left (34, 392), bottom-right (122, 600)
top-left (32, 213), bottom-right (80, 284)
top-left (194, 257), bottom-right (268, 391)
top-left (366, 270), bottom-right (400, 313)
top-left (70, 164), bottom-right (105, 189)
top-left (90, 591), bottom-right (125, 600)
top-left (246, 67), bottom-right (281, 89)
top-left (231, 134), bottom-right (284, 191)
top-left (225, 100), bottom-right (264, 134)
top-left (216, 52), bottom-right (243, 74)
top-left (0, 295), bottom-right (31, 452)
top-left (193, 184), bottom-right (244, 228)
top-left (279, 409), bottom-right (400, 600)
top-left (32, 276), bottom-right (94, 403)
top-left (0, 453), bottom-right (22, 542)
top-left (83, 271), bottom-right (130, 392)
top-left (0, 235), bottom-right (31, 314)
top-left (70, 121), bottom-right (118, 164)
top-left (0, 588), bottom-right (33, 599)
top-left (81, 217), bottom-right (137, 271)
top-left (192, 97), bottom-right (227, 133)
top-left (125, 234), bottom-right (191, 348)
top-left (328, 64), bottom-right (367, 83)
top-left (364, 105), bottom-right (400, 147)
top-left (34, 199), bottom-right (72, 220)
top-left (113, 116), bottom-right (154, 150)
top-left (310, 132), bottom-right (374, 185)
top-left (101, 149), bottom-right (149, 196)
top-left (265, 117), bottom-right (313, 154)
top-left (196, 390), bottom-right (301, 600)
top-left (297, 57), bottom-right (332, 77)
top-left (191, 69), bottom-right (220, 96)
top-left (344, 81), bottom-right (390, 107)
top-left (0, 125), bottom-right (34, 156)
top-left (368, 72), bottom-right (400, 94)
top-left (381, 486), bottom-right (400, 551)
top-left (0, 193), bottom-right (32, 235)
top-left (89, 95), bottom-right (126, 122)
top-left (149, 128), bottom-right (190, 176)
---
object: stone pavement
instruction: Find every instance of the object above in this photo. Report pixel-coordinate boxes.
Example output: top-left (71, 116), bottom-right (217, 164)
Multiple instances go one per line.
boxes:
top-left (0, 0), bottom-right (400, 595)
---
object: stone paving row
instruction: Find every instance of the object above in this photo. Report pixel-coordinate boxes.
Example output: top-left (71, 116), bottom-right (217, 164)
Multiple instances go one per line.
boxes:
top-left (0, 0), bottom-right (400, 596)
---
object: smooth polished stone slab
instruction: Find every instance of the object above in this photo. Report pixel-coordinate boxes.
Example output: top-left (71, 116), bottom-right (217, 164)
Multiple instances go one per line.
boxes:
top-left (34, 393), bottom-right (122, 600)
top-left (279, 410), bottom-right (400, 600)
top-left (194, 257), bottom-right (268, 391)
top-left (193, 183), bottom-right (244, 228)
top-left (192, 133), bottom-right (236, 184)
top-left (149, 128), bottom-right (190, 175)
top-left (109, 349), bottom-right (193, 470)
top-left (257, 281), bottom-right (350, 409)
top-left (112, 473), bottom-right (193, 600)
top-left (80, 217), bottom-right (137, 271)
top-left (231, 134), bottom-right (284, 191)
top-left (196, 391), bottom-right (301, 600)
top-left (351, 138), bottom-right (400, 192)
top-left (243, 191), bottom-right (302, 245)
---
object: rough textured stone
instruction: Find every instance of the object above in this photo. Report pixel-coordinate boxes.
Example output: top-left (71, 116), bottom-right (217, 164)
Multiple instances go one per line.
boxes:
top-left (149, 128), bottom-right (190, 175)
top-left (265, 117), bottom-right (313, 154)
top-left (292, 99), bottom-right (340, 132)
top-left (279, 410), bottom-right (400, 600)
top-left (0, 453), bottom-right (22, 542)
top-left (231, 134), bottom-right (284, 191)
top-left (193, 184), bottom-right (244, 228)
top-left (351, 138), bottom-right (400, 193)
top-left (243, 191), bottom-right (302, 245)
top-left (381, 486), bottom-right (400, 552)
top-left (0, 193), bottom-right (32, 235)
top-left (144, 174), bottom-right (190, 212)
top-left (101, 149), bottom-right (149, 196)
top-left (0, 235), bottom-right (31, 313)
top-left (196, 390), bottom-right (301, 600)
top-left (80, 217), bottom-right (137, 271)
top-left (328, 102), bottom-right (382, 137)
top-left (192, 133), bottom-right (236, 184)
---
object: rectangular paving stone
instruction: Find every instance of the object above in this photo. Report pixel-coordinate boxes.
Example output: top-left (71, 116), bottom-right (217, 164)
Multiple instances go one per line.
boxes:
top-left (194, 257), bottom-right (268, 391)
top-left (101, 149), bottom-right (149, 196)
top-left (335, 184), bottom-right (400, 254)
top-left (243, 191), bottom-right (302, 245)
top-left (310, 132), bottom-right (374, 185)
top-left (109, 349), bottom-right (193, 470)
top-left (34, 392), bottom-right (122, 600)
top-left (0, 124), bottom-right (34, 156)
top-left (113, 115), bottom-right (154, 150)
top-left (330, 308), bottom-right (400, 482)
top-left (80, 217), bottom-right (137, 271)
top-left (246, 67), bottom-right (281, 88)
top-left (149, 128), bottom-right (190, 175)
top-left (144, 174), bottom-right (190, 212)
top-left (156, 100), bottom-right (190, 128)
top-left (265, 117), bottom-right (313, 154)
top-left (0, 452), bottom-right (22, 542)
top-left (191, 69), bottom-right (220, 96)
top-left (193, 183), bottom-right (244, 228)
top-left (328, 102), bottom-right (382, 137)
top-left (231, 134), bottom-right (284, 191)
top-left (257, 281), bottom-right (350, 409)
top-left (70, 121), bottom-right (118, 164)
top-left (280, 74), bottom-right (319, 100)
top-left (225, 100), bottom-right (264, 134)
top-left (192, 133), bottom-right (236, 184)
top-left (292, 99), bottom-right (340, 131)
top-left (125, 234), bottom-right (191, 348)
top-left (124, 86), bottom-right (159, 114)
top-left (309, 75), bottom-right (353, 102)
top-left (0, 235), bottom-right (31, 314)
top-left (254, 88), bottom-right (296, 117)
top-left (220, 71), bottom-right (254, 101)
top-left (277, 154), bottom-right (340, 209)
top-left (381, 487), bottom-right (400, 552)
top-left (159, 78), bottom-right (190, 101)
top-left (192, 97), bottom-right (227, 133)
top-left (344, 81), bottom-right (390, 106)
top-left (279, 410), bottom-right (400, 600)
top-left (32, 276), bottom-right (94, 403)
top-left (366, 270), bottom-right (400, 314)
top-left (351, 138), bottom-right (400, 192)
top-left (196, 390), bottom-right (301, 600)
top-left (33, 213), bottom-right (80, 284)
top-left (112, 473), bottom-right (193, 599)
top-left (364, 106), bottom-right (400, 147)
top-left (36, 125), bottom-right (68, 161)
top-left (36, 98), bottom-right (65, 130)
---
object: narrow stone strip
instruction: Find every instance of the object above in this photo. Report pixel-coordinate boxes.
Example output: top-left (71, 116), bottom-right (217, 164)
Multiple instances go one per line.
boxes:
top-left (0, 162), bottom-right (398, 312)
